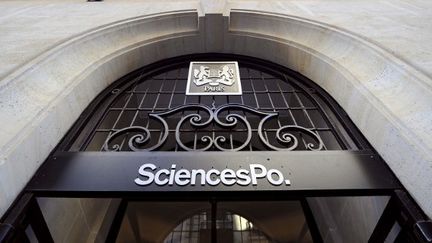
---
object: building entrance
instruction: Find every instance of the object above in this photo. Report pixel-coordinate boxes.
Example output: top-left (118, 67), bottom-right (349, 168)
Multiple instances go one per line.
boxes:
top-left (1, 54), bottom-right (430, 243)
top-left (114, 200), bottom-right (317, 243)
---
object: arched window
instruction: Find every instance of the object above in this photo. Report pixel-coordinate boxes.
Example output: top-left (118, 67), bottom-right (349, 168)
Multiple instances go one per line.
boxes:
top-left (162, 211), bottom-right (271, 243)
top-left (61, 55), bottom-right (368, 152)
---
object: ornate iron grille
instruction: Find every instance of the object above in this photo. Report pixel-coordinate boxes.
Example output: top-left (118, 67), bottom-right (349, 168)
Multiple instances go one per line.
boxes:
top-left (66, 55), bottom-right (368, 152)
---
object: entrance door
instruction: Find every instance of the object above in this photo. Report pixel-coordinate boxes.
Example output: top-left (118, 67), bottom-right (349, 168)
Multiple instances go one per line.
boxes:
top-left (3, 54), bottom-right (426, 243)
top-left (114, 200), bottom-right (318, 243)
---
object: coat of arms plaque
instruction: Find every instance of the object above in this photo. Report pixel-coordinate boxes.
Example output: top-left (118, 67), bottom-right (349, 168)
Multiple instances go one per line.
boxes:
top-left (186, 61), bottom-right (242, 95)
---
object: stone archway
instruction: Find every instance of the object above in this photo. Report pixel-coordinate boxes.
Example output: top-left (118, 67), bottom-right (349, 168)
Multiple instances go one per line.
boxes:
top-left (0, 5), bottom-right (430, 223)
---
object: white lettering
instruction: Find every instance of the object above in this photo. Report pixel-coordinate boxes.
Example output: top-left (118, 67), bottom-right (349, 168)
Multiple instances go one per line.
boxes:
top-left (267, 169), bottom-right (284, 185)
top-left (134, 163), bottom-right (291, 187)
top-left (191, 169), bottom-right (206, 185)
top-left (206, 169), bottom-right (221, 186)
top-left (175, 169), bottom-right (191, 186)
top-left (169, 164), bottom-right (176, 185)
top-left (236, 169), bottom-right (251, 186)
top-left (250, 164), bottom-right (267, 185)
top-left (135, 163), bottom-right (156, 186)
top-left (221, 169), bottom-right (236, 185)
top-left (154, 169), bottom-right (170, 185)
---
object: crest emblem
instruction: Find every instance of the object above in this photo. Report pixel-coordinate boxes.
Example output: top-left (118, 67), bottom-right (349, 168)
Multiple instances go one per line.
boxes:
top-left (186, 62), bottom-right (242, 95)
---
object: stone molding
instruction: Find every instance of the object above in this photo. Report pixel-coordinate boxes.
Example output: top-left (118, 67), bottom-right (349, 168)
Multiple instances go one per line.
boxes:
top-left (226, 10), bottom-right (432, 216)
top-left (0, 10), bottom-right (203, 216)
top-left (0, 8), bottom-right (431, 219)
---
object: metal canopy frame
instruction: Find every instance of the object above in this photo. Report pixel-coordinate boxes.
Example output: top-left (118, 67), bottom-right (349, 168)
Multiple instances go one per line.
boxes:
top-left (1, 54), bottom-right (431, 243)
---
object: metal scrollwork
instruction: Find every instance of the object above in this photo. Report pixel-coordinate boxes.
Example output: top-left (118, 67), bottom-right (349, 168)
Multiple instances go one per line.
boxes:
top-left (173, 105), bottom-right (214, 151)
top-left (257, 113), bottom-right (324, 151)
top-left (103, 104), bottom-right (324, 151)
top-left (102, 114), bottom-right (169, 152)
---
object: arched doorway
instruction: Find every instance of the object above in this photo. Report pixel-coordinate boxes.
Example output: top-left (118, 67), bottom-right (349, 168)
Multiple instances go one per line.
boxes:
top-left (0, 54), bottom-right (427, 243)
top-left (161, 209), bottom-right (273, 243)
top-left (116, 201), bottom-right (314, 243)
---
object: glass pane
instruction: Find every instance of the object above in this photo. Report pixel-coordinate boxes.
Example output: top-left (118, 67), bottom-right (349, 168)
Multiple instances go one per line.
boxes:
top-left (218, 201), bottom-right (313, 243)
top-left (37, 198), bottom-right (116, 243)
top-left (116, 202), bottom-right (211, 243)
top-left (115, 201), bottom-right (316, 243)
top-left (307, 196), bottom-right (389, 243)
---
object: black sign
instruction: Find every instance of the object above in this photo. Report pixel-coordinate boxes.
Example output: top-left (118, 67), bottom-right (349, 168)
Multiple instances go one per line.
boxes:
top-left (27, 151), bottom-right (400, 195)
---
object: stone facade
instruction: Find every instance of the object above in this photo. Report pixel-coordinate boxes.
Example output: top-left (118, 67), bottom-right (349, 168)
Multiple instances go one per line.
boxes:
top-left (0, 0), bottom-right (431, 241)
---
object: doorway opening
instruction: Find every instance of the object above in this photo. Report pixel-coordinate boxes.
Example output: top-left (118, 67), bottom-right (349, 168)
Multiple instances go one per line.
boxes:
top-left (1, 54), bottom-right (430, 243)
top-left (115, 200), bottom-right (316, 243)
